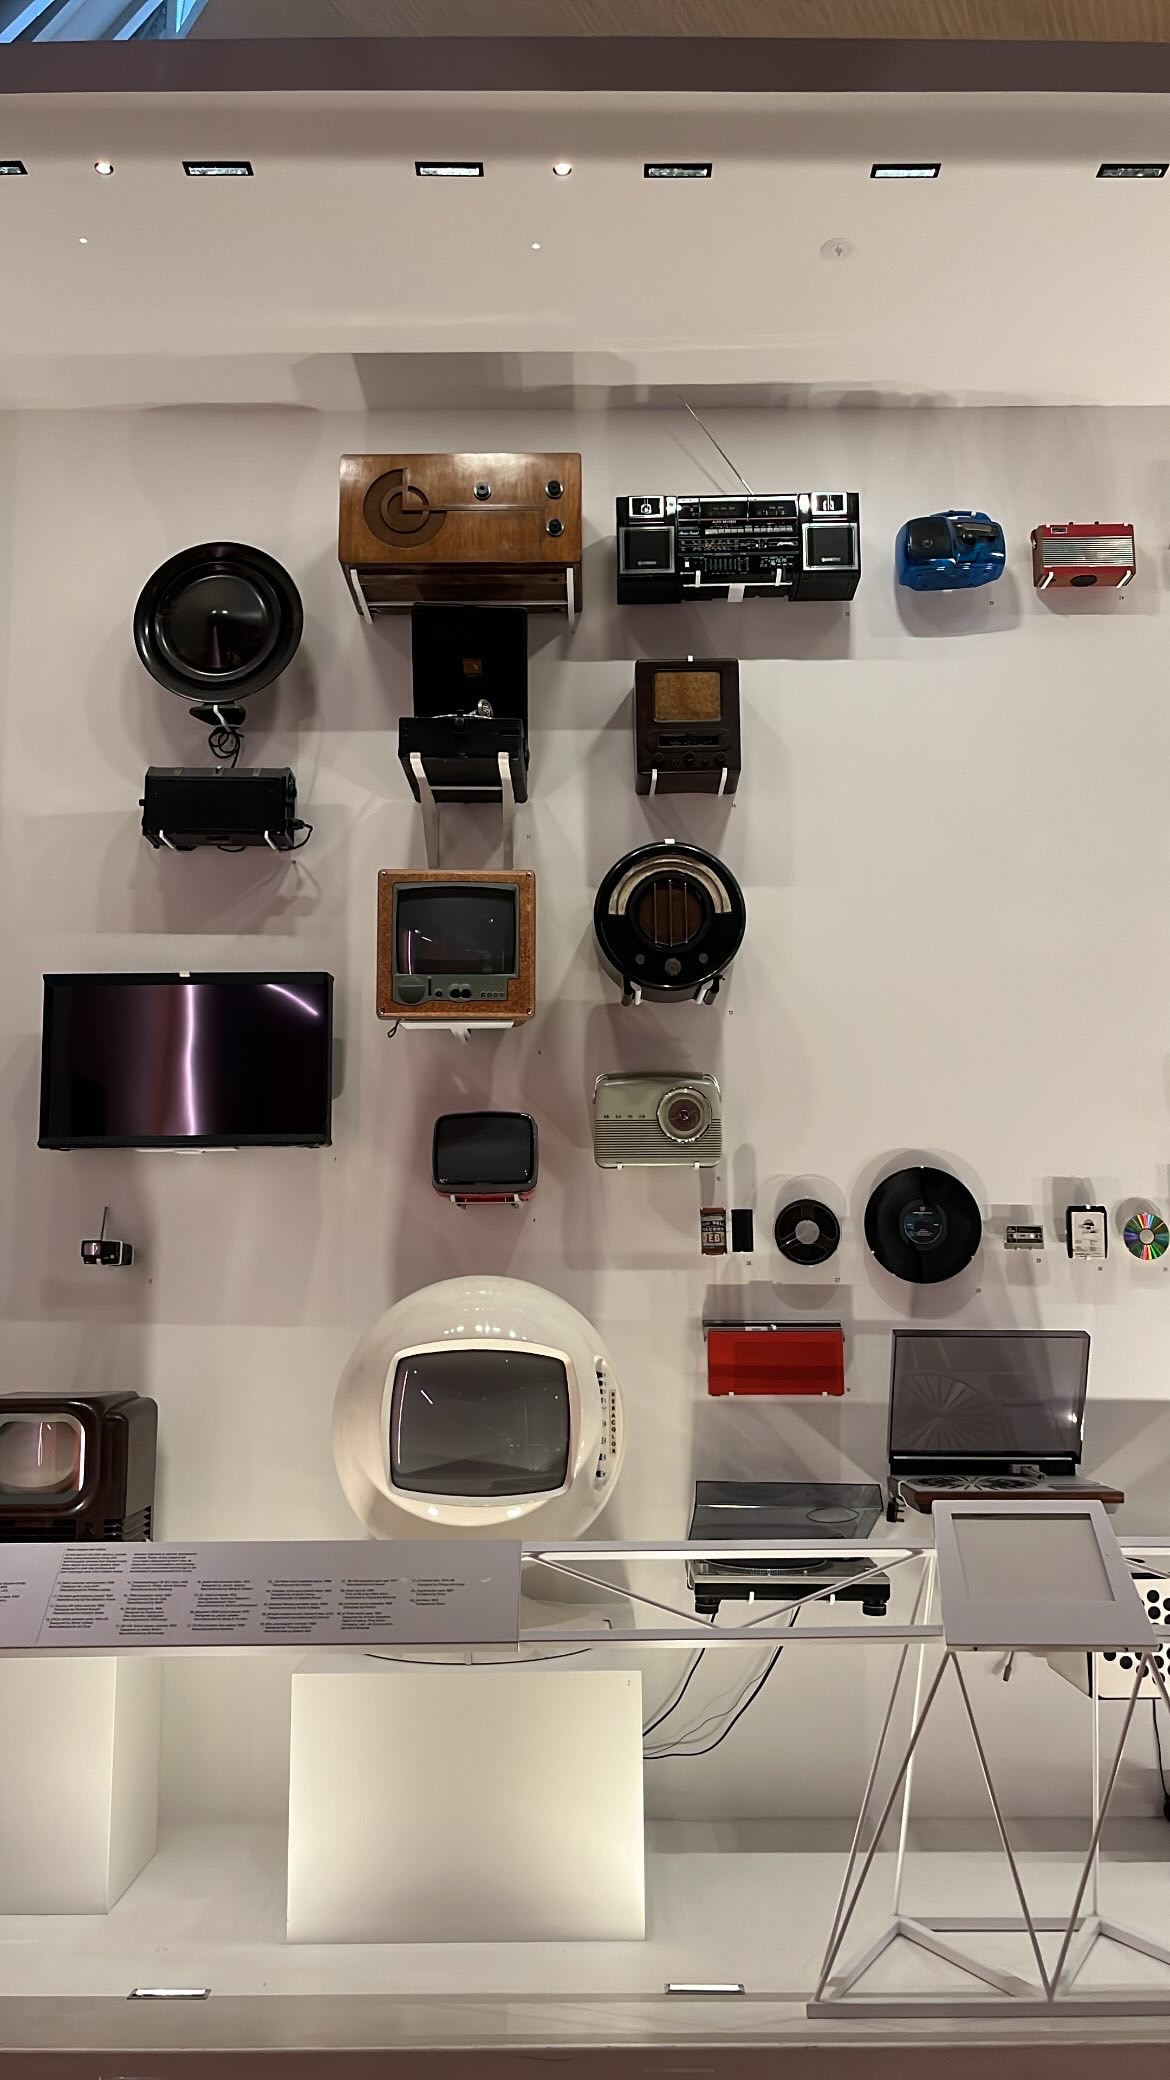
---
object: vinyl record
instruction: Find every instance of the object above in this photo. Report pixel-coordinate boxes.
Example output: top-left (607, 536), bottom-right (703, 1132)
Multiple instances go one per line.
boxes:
top-left (1123, 1206), bottom-right (1170, 1263)
top-left (774, 1198), bottom-right (841, 1267)
top-left (864, 1165), bottom-right (982, 1285)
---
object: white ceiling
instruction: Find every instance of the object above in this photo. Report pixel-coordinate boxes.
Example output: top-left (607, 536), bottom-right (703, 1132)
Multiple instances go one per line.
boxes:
top-left (2, 88), bottom-right (1170, 410)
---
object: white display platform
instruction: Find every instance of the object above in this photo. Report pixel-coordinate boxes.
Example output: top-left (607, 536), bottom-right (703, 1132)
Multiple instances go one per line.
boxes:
top-left (0, 1655), bottom-right (160, 1914)
top-left (287, 1658), bottom-right (645, 1943)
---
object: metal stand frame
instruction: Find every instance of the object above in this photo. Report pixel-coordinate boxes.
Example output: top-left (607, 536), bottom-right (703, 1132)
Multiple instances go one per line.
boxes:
top-left (810, 1561), bottom-right (1170, 2020)
top-left (408, 750), bottom-right (515, 870)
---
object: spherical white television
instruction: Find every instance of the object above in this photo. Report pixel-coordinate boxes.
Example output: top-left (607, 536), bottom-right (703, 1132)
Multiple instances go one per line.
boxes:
top-left (332, 1275), bottom-right (625, 1540)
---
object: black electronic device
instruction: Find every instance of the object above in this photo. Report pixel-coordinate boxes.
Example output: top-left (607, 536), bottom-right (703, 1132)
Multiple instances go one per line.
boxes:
top-left (140, 767), bottom-right (303, 851)
top-left (885, 1328), bottom-right (1123, 1517)
top-left (633, 658), bottom-right (740, 796)
top-left (864, 1165), bottom-right (982, 1285)
top-left (775, 1199), bottom-right (841, 1267)
top-left (616, 492), bottom-right (860, 604)
top-left (133, 542), bottom-right (303, 716)
top-left (81, 1208), bottom-right (133, 1268)
top-left (593, 840), bottom-right (746, 1006)
top-left (401, 604), bottom-right (529, 804)
top-left (686, 1481), bottom-right (889, 1618)
top-left (0, 1392), bottom-right (156, 1542)
top-left (39, 972), bottom-right (333, 1149)
top-left (432, 1111), bottom-right (539, 1205)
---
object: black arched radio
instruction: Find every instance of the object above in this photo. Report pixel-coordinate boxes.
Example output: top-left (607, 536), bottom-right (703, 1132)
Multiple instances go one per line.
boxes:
top-left (133, 541), bottom-right (303, 725)
top-left (593, 841), bottom-right (746, 1005)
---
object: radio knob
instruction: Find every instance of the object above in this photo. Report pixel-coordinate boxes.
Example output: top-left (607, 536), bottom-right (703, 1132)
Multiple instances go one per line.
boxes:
top-left (665, 958), bottom-right (682, 977)
top-left (684, 753), bottom-right (695, 766)
top-left (546, 478), bottom-right (564, 499)
top-left (474, 481), bottom-right (491, 500)
top-left (546, 518), bottom-right (565, 537)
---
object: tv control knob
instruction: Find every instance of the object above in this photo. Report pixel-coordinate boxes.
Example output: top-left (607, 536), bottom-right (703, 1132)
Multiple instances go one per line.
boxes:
top-left (546, 518), bottom-right (565, 537)
top-left (665, 958), bottom-right (682, 978)
top-left (474, 481), bottom-right (491, 500)
top-left (684, 752), bottom-right (695, 766)
top-left (546, 478), bottom-right (564, 498)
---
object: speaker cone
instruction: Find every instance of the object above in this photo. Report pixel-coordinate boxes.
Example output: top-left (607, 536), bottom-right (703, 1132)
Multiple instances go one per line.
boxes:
top-left (134, 542), bottom-right (303, 705)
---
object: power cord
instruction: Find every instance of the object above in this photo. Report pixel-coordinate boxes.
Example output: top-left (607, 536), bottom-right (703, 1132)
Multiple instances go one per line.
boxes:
top-left (643, 1649), bottom-right (705, 1739)
top-left (647, 1643), bottom-right (786, 1761)
top-left (207, 721), bottom-right (243, 768)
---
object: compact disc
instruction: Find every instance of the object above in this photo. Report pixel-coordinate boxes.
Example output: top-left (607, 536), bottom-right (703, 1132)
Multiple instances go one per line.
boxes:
top-left (774, 1198), bottom-right (841, 1267)
top-left (863, 1165), bottom-right (982, 1285)
top-left (1123, 1207), bottom-right (1170, 1263)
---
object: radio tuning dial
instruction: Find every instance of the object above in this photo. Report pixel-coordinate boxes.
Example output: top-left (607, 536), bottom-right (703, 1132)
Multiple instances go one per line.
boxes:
top-left (546, 478), bottom-right (564, 498)
top-left (546, 518), bottom-right (565, 537)
top-left (474, 481), bottom-right (491, 500)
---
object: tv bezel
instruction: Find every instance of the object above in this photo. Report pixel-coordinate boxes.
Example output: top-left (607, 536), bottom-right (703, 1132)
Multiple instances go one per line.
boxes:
top-left (381, 1338), bottom-right (578, 1507)
top-left (0, 1403), bottom-right (95, 1513)
top-left (376, 868), bottom-right (537, 1025)
top-left (38, 970), bottom-right (334, 1151)
top-left (392, 878), bottom-right (520, 1004)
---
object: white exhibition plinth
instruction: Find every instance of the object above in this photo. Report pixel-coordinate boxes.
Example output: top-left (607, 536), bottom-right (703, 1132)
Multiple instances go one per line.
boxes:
top-left (0, 1655), bottom-right (161, 1913)
top-left (286, 1658), bottom-right (645, 1943)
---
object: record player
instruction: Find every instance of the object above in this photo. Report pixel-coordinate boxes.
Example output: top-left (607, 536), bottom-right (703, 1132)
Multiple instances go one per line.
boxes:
top-left (885, 1328), bottom-right (1123, 1520)
top-left (687, 1482), bottom-right (890, 1618)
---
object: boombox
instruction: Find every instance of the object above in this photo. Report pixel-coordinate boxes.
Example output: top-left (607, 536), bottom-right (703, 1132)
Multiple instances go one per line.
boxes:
top-left (616, 491), bottom-right (860, 604)
top-left (1031, 522), bottom-right (1136, 590)
top-left (634, 658), bottom-right (740, 796)
top-left (895, 511), bottom-right (1005, 592)
top-left (339, 453), bottom-right (582, 619)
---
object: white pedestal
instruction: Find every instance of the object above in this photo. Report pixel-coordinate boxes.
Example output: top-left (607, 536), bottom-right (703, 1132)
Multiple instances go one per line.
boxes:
top-left (0, 1655), bottom-right (161, 1913)
top-left (287, 1657), bottom-right (645, 1943)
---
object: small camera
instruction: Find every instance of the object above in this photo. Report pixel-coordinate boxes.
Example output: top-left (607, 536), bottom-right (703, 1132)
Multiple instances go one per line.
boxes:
top-left (592, 1072), bottom-right (721, 1169)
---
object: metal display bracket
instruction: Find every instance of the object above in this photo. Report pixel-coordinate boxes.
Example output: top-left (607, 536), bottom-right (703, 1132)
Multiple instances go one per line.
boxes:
top-left (408, 750), bottom-right (515, 870)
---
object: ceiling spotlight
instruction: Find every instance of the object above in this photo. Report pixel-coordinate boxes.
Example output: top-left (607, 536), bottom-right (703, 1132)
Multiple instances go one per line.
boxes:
top-left (531, 241), bottom-right (542, 250)
top-left (415, 161), bottom-right (483, 179)
top-left (78, 236), bottom-right (88, 244)
top-left (93, 160), bottom-right (114, 177)
top-left (552, 160), bottom-right (573, 178)
top-left (871, 162), bottom-right (940, 180)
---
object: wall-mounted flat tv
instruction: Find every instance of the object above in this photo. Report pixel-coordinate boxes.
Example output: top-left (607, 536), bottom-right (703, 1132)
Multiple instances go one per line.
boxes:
top-left (39, 972), bottom-right (333, 1150)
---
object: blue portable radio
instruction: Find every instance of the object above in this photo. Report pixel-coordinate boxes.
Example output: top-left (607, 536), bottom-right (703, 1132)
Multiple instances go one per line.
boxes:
top-left (896, 511), bottom-right (1006, 592)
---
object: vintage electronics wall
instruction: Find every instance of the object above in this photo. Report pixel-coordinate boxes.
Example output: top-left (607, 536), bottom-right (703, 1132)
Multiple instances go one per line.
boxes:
top-left (1, 402), bottom-right (1170, 1829)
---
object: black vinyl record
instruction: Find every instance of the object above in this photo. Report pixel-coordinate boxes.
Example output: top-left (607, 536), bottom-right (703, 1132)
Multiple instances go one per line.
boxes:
top-left (864, 1166), bottom-right (981, 1285)
top-left (775, 1198), bottom-right (841, 1267)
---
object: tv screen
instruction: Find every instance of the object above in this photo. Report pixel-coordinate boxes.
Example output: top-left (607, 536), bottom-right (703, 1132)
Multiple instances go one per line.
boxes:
top-left (0, 1415), bottom-right (84, 1499)
top-left (39, 973), bottom-right (333, 1149)
top-left (395, 886), bottom-right (517, 978)
top-left (389, 1348), bottom-right (570, 1498)
top-left (889, 1330), bottom-right (1090, 1462)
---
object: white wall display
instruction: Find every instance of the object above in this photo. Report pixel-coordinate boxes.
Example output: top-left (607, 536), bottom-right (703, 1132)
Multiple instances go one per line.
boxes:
top-left (2, 401), bottom-right (1170, 1827)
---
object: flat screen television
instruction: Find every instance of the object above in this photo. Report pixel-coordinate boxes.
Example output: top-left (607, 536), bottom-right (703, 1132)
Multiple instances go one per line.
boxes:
top-left (376, 869), bottom-right (536, 1023)
top-left (39, 972), bottom-right (333, 1149)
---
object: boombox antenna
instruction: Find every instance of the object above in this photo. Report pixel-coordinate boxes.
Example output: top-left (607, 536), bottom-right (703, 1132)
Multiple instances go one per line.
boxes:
top-left (677, 394), bottom-right (754, 496)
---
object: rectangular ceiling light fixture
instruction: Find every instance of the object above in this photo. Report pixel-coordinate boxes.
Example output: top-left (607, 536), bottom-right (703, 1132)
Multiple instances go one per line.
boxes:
top-left (645, 162), bottom-right (712, 179)
top-left (183, 161), bottom-right (253, 178)
top-left (871, 162), bottom-right (940, 180)
top-left (0, 161), bottom-right (27, 177)
top-left (1097, 162), bottom-right (1168, 179)
top-left (415, 161), bottom-right (484, 178)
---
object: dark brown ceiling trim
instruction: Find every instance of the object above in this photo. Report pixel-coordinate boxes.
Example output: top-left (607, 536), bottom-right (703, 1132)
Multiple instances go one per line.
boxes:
top-left (6, 34), bottom-right (1170, 95)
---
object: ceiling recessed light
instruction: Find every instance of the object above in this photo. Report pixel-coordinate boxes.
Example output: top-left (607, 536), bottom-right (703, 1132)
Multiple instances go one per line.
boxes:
top-left (93, 160), bottom-right (114, 176)
top-left (552, 160), bottom-right (573, 178)
top-left (183, 160), bottom-right (253, 178)
top-left (871, 162), bottom-right (940, 179)
top-left (645, 162), bottom-right (712, 180)
top-left (78, 236), bottom-right (88, 244)
top-left (0, 161), bottom-right (27, 178)
top-left (531, 241), bottom-right (542, 250)
top-left (1097, 162), bottom-right (1168, 179)
top-left (415, 161), bottom-right (483, 179)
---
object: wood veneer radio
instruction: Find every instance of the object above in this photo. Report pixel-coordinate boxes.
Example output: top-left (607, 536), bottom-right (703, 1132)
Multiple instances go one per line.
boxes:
top-left (376, 869), bottom-right (537, 1026)
top-left (340, 453), bottom-right (582, 619)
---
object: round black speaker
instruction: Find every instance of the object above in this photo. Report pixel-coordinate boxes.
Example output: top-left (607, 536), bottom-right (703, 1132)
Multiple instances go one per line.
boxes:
top-left (775, 1199), bottom-right (841, 1267)
top-left (863, 1165), bottom-right (982, 1285)
top-left (593, 841), bottom-right (746, 1004)
top-left (134, 543), bottom-right (303, 705)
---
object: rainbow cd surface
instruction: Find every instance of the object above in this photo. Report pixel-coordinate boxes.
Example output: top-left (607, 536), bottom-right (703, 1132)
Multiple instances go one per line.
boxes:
top-left (1123, 1207), bottom-right (1169, 1262)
